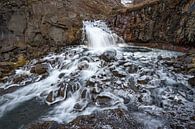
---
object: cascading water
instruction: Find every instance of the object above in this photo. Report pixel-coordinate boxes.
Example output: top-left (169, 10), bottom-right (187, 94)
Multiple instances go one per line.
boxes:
top-left (0, 21), bottom-right (194, 129)
top-left (83, 21), bottom-right (122, 50)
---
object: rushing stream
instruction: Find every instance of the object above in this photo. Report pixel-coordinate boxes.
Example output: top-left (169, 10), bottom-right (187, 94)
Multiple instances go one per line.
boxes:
top-left (0, 21), bottom-right (194, 129)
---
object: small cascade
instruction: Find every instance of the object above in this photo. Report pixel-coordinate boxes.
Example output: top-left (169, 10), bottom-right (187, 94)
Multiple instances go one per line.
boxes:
top-left (83, 21), bottom-right (122, 50)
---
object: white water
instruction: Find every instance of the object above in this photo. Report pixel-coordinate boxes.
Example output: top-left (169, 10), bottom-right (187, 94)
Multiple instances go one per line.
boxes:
top-left (83, 21), bottom-right (121, 50)
top-left (121, 0), bottom-right (133, 6)
top-left (0, 21), bottom-right (194, 129)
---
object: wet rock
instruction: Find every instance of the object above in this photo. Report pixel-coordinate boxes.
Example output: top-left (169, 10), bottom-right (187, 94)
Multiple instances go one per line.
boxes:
top-left (57, 86), bottom-right (66, 98)
top-left (137, 78), bottom-right (150, 84)
top-left (157, 55), bottom-right (162, 60)
top-left (74, 102), bottom-right (88, 112)
top-left (86, 78), bottom-right (96, 87)
top-left (74, 103), bottom-right (83, 111)
top-left (78, 61), bottom-right (89, 70)
top-left (46, 91), bottom-right (54, 103)
top-left (187, 123), bottom-right (195, 129)
top-left (58, 73), bottom-right (65, 79)
top-left (127, 77), bottom-right (138, 92)
top-left (81, 89), bottom-right (88, 99)
top-left (96, 95), bottom-right (112, 107)
top-left (188, 77), bottom-right (195, 87)
top-left (26, 109), bottom-right (142, 129)
top-left (128, 64), bottom-right (138, 73)
top-left (112, 68), bottom-right (127, 78)
top-left (190, 116), bottom-right (195, 121)
top-left (30, 63), bottom-right (48, 75)
top-left (13, 75), bottom-right (28, 84)
top-left (100, 49), bottom-right (117, 62)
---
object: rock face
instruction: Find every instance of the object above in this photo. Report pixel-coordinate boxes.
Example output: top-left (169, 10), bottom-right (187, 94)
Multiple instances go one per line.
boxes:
top-left (107, 0), bottom-right (195, 46)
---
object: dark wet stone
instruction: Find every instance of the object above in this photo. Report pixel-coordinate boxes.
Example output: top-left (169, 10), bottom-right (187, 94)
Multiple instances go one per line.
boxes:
top-left (81, 88), bottom-right (89, 99)
top-left (127, 77), bottom-right (138, 92)
top-left (30, 63), bottom-right (48, 75)
top-left (58, 73), bottom-right (65, 79)
top-left (100, 49), bottom-right (117, 62)
top-left (157, 55), bottom-right (162, 60)
top-left (188, 77), bottom-right (195, 87)
top-left (78, 61), bottom-right (89, 70)
top-left (190, 116), bottom-right (195, 121)
top-left (123, 97), bottom-right (130, 104)
top-left (73, 102), bottom-right (88, 112)
top-left (48, 122), bottom-right (60, 129)
top-left (74, 103), bottom-right (83, 111)
top-left (96, 95), bottom-right (112, 107)
top-left (86, 78), bottom-right (96, 87)
top-left (128, 64), bottom-right (138, 73)
top-left (164, 61), bottom-right (174, 67)
top-left (137, 78), bottom-right (150, 84)
top-left (170, 125), bottom-right (185, 129)
top-left (187, 123), bottom-right (195, 129)
top-left (112, 68), bottom-right (127, 78)
top-left (13, 75), bottom-right (28, 84)
top-left (57, 86), bottom-right (66, 98)
top-left (46, 91), bottom-right (53, 103)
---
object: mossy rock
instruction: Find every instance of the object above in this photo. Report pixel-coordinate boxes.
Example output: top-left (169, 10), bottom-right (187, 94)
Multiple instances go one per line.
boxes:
top-left (14, 54), bottom-right (27, 68)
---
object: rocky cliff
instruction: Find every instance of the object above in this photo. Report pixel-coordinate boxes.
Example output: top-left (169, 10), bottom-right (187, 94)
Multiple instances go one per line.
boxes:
top-left (107, 0), bottom-right (195, 46)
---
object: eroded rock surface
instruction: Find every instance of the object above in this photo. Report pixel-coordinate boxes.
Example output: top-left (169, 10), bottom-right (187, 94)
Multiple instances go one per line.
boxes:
top-left (108, 0), bottom-right (195, 46)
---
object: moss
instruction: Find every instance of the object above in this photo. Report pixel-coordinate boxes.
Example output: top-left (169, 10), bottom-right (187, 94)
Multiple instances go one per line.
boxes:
top-left (14, 54), bottom-right (27, 68)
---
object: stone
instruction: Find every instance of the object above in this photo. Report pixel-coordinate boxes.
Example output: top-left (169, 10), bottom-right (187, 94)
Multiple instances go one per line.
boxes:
top-left (58, 73), bottom-right (65, 78)
top-left (128, 64), bottom-right (138, 73)
top-left (46, 91), bottom-right (54, 103)
top-left (13, 75), bottom-right (28, 84)
top-left (190, 116), bottom-right (195, 121)
top-left (57, 86), bottom-right (66, 98)
top-left (30, 63), bottom-right (48, 75)
top-left (14, 54), bottom-right (27, 68)
top-left (96, 95), bottom-right (112, 107)
top-left (137, 78), bottom-right (150, 84)
top-left (100, 49), bottom-right (117, 62)
top-left (188, 77), bottom-right (195, 87)
top-left (112, 68), bottom-right (127, 78)
top-left (78, 61), bottom-right (89, 70)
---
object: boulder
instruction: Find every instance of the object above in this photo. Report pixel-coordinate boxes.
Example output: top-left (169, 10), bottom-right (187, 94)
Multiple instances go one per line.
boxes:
top-left (100, 50), bottom-right (117, 62)
top-left (188, 77), bottom-right (195, 87)
top-left (30, 63), bottom-right (48, 75)
top-left (112, 68), bottom-right (127, 77)
top-left (46, 91), bottom-right (54, 103)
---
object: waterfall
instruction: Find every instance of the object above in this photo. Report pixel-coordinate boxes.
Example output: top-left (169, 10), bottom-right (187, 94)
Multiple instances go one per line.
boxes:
top-left (83, 21), bottom-right (119, 50)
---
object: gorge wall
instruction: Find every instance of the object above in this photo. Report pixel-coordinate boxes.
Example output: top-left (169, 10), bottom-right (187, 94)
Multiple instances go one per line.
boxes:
top-left (107, 0), bottom-right (195, 46)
